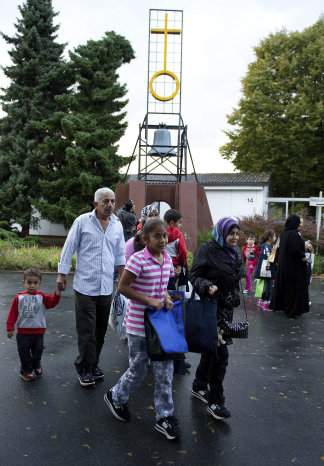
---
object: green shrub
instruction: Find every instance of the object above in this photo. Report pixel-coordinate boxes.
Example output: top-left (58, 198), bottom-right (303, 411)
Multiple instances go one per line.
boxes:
top-left (197, 228), bottom-right (212, 245)
top-left (313, 255), bottom-right (324, 275)
top-left (187, 250), bottom-right (193, 271)
top-left (22, 236), bottom-right (43, 246)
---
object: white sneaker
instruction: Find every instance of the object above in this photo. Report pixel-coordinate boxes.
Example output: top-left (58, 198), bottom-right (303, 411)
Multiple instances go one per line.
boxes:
top-left (243, 290), bottom-right (249, 294)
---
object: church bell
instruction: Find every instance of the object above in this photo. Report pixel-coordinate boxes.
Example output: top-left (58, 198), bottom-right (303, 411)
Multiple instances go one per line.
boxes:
top-left (148, 124), bottom-right (176, 157)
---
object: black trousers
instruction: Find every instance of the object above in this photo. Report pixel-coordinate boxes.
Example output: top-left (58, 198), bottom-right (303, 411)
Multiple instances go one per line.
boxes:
top-left (16, 334), bottom-right (44, 374)
top-left (193, 343), bottom-right (229, 405)
top-left (74, 291), bottom-right (112, 372)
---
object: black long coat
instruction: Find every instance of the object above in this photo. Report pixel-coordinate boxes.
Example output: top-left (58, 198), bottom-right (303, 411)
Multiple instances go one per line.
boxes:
top-left (271, 229), bottom-right (309, 317)
top-left (189, 239), bottom-right (244, 325)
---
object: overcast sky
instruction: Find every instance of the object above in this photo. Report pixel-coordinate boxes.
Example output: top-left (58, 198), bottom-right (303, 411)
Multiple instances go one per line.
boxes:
top-left (1, 0), bottom-right (323, 174)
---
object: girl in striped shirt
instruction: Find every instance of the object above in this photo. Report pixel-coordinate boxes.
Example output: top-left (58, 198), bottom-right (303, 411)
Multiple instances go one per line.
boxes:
top-left (104, 218), bottom-right (181, 440)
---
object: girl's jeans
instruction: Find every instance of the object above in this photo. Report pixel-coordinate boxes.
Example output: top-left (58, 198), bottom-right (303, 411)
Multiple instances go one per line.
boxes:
top-left (245, 260), bottom-right (256, 291)
top-left (112, 334), bottom-right (174, 421)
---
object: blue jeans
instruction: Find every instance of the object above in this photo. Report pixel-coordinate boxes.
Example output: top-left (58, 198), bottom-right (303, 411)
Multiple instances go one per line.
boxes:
top-left (16, 334), bottom-right (44, 374)
top-left (112, 334), bottom-right (174, 420)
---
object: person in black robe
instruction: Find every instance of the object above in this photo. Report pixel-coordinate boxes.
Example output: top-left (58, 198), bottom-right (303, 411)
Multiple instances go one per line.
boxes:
top-left (271, 214), bottom-right (309, 317)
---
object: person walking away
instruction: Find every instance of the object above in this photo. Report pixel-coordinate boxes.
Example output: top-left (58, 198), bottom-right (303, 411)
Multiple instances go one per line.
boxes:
top-left (271, 215), bottom-right (309, 318)
top-left (104, 218), bottom-right (182, 441)
top-left (56, 188), bottom-right (126, 387)
top-left (305, 240), bottom-right (314, 305)
top-left (6, 267), bottom-right (61, 381)
top-left (254, 230), bottom-right (276, 310)
top-left (189, 217), bottom-right (244, 421)
top-left (242, 234), bottom-right (258, 294)
top-left (117, 200), bottom-right (137, 241)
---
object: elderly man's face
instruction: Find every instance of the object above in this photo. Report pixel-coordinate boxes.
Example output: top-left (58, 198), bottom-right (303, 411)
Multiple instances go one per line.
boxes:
top-left (94, 193), bottom-right (115, 220)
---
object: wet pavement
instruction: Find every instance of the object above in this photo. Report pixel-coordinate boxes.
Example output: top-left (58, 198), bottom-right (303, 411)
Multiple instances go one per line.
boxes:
top-left (0, 271), bottom-right (323, 466)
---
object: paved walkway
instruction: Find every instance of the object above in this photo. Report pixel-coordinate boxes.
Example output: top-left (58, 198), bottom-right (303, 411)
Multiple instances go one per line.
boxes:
top-left (0, 272), bottom-right (323, 466)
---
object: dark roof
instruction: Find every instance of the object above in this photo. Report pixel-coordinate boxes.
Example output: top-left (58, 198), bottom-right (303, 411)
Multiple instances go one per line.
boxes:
top-left (129, 172), bottom-right (271, 186)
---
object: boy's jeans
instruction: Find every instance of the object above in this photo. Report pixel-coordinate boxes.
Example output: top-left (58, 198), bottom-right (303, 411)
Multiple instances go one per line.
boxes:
top-left (16, 334), bottom-right (44, 374)
top-left (245, 260), bottom-right (256, 291)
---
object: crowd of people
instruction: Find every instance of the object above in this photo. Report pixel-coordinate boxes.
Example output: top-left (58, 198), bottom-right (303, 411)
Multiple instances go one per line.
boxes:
top-left (6, 187), bottom-right (313, 442)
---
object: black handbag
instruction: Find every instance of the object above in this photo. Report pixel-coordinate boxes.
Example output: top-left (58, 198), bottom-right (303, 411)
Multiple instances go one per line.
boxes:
top-left (218, 283), bottom-right (249, 339)
top-left (184, 287), bottom-right (219, 357)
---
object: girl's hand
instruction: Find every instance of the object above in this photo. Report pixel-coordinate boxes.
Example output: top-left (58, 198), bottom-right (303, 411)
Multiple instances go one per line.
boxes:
top-left (208, 285), bottom-right (218, 295)
top-left (147, 298), bottom-right (164, 309)
top-left (164, 297), bottom-right (174, 310)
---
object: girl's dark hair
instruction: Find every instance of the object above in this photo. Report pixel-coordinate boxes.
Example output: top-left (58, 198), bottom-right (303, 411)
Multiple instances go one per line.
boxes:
top-left (143, 218), bottom-right (166, 236)
top-left (24, 267), bottom-right (42, 280)
top-left (260, 229), bottom-right (275, 244)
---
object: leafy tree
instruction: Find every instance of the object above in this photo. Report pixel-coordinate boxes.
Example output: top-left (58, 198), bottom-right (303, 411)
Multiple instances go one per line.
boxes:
top-left (220, 18), bottom-right (324, 197)
top-left (0, 0), bottom-right (68, 235)
top-left (35, 31), bottom-right (135, 228)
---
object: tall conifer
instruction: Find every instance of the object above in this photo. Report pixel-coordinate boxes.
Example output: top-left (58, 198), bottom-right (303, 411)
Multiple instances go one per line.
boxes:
top-left (0, 0), bottom-right (67, 234)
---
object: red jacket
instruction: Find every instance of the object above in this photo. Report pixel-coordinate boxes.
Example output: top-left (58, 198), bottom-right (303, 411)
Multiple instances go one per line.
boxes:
top-left (7, 290), bottom-right (60, 335)
top-left (242, 244), bottom-right (258, 268)
top-left (165, 226), bottom-right (187, 267)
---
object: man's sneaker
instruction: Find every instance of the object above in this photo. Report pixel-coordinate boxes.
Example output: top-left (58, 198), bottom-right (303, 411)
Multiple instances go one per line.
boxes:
top-left (78, 370), bottom-right (95, 387)
top-left (34, 366), bottom-right (43, 377)
top-left (257, 299), bottom-right (263, 307)
top-left (207, 403), bottom-right (231, 420)
top-left (155, 416), bottom-right (181, 440)
top-left (104, 389), bottom-right (130, 422)
top-left (191, 388), bottom-right (209, 404)
top-left (92, 365), bottom-right (104, 380)
top-left (20, 372), bottom-right (36, 381)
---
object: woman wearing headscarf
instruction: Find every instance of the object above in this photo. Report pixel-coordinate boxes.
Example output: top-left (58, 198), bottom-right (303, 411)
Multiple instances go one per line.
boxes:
top-left (270, 214), bottom-right (309, 318)
top-left (189, 217), bottom-right (244, 421)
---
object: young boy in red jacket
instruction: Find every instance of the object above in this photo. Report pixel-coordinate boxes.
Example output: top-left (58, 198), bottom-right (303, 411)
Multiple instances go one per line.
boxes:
top-left (242, 234), bottom-right (258, 293)
top-left (6, 267), bottom-right (61, 381)
top-left (164, 209), bottom-right (188, 292)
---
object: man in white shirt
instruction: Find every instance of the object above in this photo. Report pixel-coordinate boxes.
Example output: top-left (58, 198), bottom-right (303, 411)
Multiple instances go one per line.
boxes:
top-left (57, 188), bottom-right (126, 387)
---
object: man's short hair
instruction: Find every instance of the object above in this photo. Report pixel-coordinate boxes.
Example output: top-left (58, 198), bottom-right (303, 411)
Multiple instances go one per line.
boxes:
top-left (94, 188), bottom-right (115, 202)
top-left (164, 209), bottom-right (182, 224)
top-left (24, 267), bottom-right (42, 281)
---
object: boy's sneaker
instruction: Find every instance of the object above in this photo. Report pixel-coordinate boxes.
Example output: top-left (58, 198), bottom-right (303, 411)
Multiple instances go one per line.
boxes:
top-left (191, 388), bottom-right (209, 404)
top-left (155, 416), bottom-right (181, 440)
top-left (34, 366), bottom-right (43, 377)
top-left (78, 370), bottom-right (95, 387)
top-left (20, 372), bottom-right (36, 381)
top-left (243, 289), bottom-right (249, 294)
top-left (104, 389), bottom-right (130, 422)
top-left (92, 365), bottom-right (104, 380)
top-left (257, 299), bottom-right (263, 307)
top-left (207, 403), bottom-right (231, 420)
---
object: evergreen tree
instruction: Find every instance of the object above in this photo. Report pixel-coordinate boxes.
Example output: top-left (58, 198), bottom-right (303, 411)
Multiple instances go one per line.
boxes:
top-left (35, 31), bottom-right (135, 228)
top-left (0, 0), bottom-right (67, 235)
top-left (220, 18), bottom-right (324, 197)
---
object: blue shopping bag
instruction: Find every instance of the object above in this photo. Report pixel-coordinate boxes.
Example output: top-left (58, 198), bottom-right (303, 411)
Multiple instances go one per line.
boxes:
top-left (144, 300), bottom-right (188, 361)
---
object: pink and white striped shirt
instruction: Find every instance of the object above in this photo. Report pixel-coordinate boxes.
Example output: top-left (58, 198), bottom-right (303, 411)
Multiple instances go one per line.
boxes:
top-left (123, 246), bottom-right (174, 336)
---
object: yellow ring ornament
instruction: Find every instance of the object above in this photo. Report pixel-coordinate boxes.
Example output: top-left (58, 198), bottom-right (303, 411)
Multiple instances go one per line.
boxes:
top-left (149, 70), bottom-right (180, 102)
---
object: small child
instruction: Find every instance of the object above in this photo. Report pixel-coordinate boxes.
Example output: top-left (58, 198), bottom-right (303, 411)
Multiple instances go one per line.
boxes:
top-left (242, 234), bottom-right (258, 293)
top-left (104, 218), bottom-right (181, 441)
top-left (254, 230), bottom-right (276, 310)
top-left (164, 209), bottom-right (188, 292)
top-left (6, 267), bottom-right (61, 381)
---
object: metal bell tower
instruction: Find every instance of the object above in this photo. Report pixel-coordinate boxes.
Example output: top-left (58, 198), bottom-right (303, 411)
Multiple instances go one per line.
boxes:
top-left (125, 9), bottom-right (197, 183)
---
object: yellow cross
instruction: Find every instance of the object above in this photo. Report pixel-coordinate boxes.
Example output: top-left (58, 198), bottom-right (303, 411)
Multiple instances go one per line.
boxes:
top-left (150, 13), bottom-right (181, 101)
top-left (151, 13), bottom-right (181, 71)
